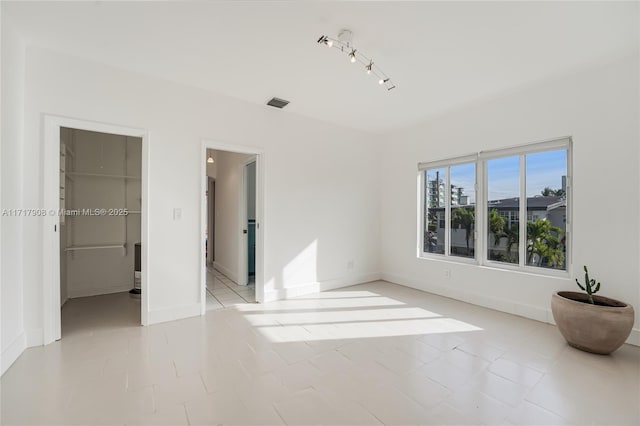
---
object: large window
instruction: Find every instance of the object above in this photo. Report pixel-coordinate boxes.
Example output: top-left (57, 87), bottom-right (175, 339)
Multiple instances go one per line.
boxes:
top-left (419, 138), bottom-right (571, 274)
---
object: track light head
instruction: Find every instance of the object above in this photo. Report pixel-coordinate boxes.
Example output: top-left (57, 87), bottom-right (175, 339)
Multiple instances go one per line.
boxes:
top-left (317, 35), bottom-right (334, 48)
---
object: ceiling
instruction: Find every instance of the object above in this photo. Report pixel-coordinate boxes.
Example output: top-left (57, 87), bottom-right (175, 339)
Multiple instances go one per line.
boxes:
top-left (4, 1), bottom-right (638, 134)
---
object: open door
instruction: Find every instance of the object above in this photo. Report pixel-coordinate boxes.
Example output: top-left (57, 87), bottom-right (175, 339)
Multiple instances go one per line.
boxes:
top-left (246, 161), bottom-right (257, 283)
top-left (207, 178), bottom-right (215, 265)
top-left (239, 158), bottom-right (257, 286)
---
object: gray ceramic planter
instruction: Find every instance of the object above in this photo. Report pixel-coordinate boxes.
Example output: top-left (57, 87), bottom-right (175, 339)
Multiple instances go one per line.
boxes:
top-left (551, 291), bottom-right (634, 355)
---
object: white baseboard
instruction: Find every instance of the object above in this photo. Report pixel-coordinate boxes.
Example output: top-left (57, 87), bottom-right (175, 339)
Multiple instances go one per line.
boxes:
top-left (213, 262), bottom-right (238, 284)
top-left (1, 332), bottom-right (26, 376)
top-left (67, 284), bottom-right (132, 299)
top-left (627, 328), bottom-right (640, 346)
top-left (147, 303), bottom-right (201, 325)
top-left (382, 272), bottom-right (639, 347)
top-left (263, 272), bottom-right (382, 303)
top-left (26, 328), bottom-right (43, 347)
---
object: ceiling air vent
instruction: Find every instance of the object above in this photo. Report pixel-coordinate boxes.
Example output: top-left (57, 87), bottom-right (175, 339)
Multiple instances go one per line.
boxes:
top-left (266, 97), bottom-right (289, 109)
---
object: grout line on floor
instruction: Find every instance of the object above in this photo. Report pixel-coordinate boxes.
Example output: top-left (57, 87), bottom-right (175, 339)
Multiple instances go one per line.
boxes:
top-left (205, 267), bottom-right (256, 310)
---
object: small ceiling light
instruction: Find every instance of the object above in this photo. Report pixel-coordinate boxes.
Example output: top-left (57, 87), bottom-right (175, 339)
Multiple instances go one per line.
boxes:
top-left (207, 153), bottom-right (214, 164)
top-left (316, 29), bottom-right (395, 91)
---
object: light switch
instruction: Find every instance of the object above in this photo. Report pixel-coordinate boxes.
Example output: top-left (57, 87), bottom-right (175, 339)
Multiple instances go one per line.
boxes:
top-left (173, 208), bottom-right (182, 220)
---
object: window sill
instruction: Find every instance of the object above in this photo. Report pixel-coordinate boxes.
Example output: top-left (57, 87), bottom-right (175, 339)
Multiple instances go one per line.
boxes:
top-left (417, 254), bottom-right (571, 280)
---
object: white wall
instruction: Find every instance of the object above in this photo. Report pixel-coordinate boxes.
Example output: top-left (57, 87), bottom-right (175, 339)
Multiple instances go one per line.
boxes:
top-left (380, 55), bottom-right (640, 344)
top-left (19, 47), bottom-right (381, 338)
top-left (213, 150), bottom-right (252, 283)
top-left (0, 13), bottom-right (26, 374)
top-left (63, 129), bottom-right (141, 299)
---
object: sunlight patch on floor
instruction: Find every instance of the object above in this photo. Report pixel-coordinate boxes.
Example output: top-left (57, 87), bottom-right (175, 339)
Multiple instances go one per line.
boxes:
top-left (235, 295), bottom-right (406, 312)
top-left (243, 307), bottom-right (442, 326)
top-left (237, 290), bottom-right (482, 343)
top-left (256, 317), bottom-right (482, 343)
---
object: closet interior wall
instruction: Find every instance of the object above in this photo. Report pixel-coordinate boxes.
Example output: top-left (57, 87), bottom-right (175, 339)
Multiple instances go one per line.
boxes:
top-left (60, 128), bottom-right (142, 303)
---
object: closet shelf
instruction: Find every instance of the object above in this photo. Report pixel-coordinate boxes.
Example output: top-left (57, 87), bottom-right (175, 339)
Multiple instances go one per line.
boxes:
top-left (65, 244), bottom-right (125, 252)
top-left (67, 172), bottom-right (141, 179)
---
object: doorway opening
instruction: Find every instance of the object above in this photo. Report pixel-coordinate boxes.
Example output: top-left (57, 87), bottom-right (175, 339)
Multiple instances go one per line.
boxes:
top-left (201, 142), bottom-right (263, 313)
top-left (59, 127), bottom-right (142, 337)
top-left (43, 116), bottom-right (149, 345)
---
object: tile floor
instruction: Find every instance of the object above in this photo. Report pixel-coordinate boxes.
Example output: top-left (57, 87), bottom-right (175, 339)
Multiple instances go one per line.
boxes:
top-left (206, 267), bottom-right (256, 311)
top-left (1, 281), bottom-right (639, 425)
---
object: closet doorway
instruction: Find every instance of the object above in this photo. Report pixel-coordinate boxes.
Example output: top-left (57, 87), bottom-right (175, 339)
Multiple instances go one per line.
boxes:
top-left (43, 117), bottom-right (149, 344)
top-left (59, 128), bottom-right (142, 336)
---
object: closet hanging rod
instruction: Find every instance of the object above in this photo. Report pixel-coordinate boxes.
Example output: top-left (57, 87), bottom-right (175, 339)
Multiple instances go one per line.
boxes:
top-left (65, 244), bottom-right (125, 252)
top-left (67, 172), bottom-right (141, 179)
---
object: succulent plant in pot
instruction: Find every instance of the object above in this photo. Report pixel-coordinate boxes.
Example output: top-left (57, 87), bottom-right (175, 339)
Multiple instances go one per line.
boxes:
top-left (551, 266), bottom-right (635, 354)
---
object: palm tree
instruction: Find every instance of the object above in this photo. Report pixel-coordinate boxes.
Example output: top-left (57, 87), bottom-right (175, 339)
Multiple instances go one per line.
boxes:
top-left (541, 187), bottom-right (565, 197)
top-left (452, 207), bottom-right (475, 255)
top-left (504, 224), bottom-right (519, 263)
top-left (488, 209), bottom-right (506, 246)
top-left (526, 219), bottom-right (564, 268)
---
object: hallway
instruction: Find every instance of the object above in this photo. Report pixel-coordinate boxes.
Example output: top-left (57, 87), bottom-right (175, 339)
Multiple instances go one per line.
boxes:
top-left (205, 267), bottom-right (256, 311)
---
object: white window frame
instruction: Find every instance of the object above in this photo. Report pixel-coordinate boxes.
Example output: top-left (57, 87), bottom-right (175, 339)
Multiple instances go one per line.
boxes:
top-left (418, 155), bottom-right (478, 264)
top-left (418, 137), bottom-right (572, 278)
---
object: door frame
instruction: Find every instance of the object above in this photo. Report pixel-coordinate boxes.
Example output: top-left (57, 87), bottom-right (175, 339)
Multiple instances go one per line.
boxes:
top-left (200, 140), bottom-right (265, 313)
top-left (43, 115), bottom-right (150, 344)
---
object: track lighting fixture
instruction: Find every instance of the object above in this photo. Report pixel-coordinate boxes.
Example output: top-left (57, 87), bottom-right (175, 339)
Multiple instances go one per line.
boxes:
top-left (316, 29), bottom-right (395, 91)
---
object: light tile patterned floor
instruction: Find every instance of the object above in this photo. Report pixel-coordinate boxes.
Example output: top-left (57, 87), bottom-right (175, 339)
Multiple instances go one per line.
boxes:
top-left (1, 281), bottom-right (639, 425)
top-left (206, 267), bottom-right (256, 311)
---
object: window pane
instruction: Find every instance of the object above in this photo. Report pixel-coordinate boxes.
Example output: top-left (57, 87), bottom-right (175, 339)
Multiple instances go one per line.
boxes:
top-left (526, 150), bottom-right (567, 270)
top-left (450, 163), bottom-right (475, 258)
top-left (487, 156), bottom-right (520, 264)
top-left (424, 168), bottom-right (445, 254)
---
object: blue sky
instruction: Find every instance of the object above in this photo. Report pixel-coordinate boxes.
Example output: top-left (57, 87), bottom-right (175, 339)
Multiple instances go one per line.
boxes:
top-left (488, 150), bottom-right (567, 200)
top-left (451, 163), bottom-right (476, 202)
top-left (427, 149), bottom-right (567, 203)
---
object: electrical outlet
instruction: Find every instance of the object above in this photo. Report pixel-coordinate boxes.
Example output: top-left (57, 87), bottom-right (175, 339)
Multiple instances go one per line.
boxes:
top-left (347, 260), bottom-right (355, 270)
top-left (444, 269), bottom-right (451, 279)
